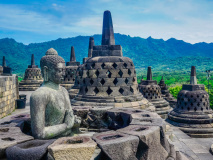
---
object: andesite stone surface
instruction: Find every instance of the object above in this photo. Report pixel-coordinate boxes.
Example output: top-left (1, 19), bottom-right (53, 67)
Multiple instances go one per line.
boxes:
top-left (30, 48), bottom-right (76, 139)
top-left (48, 136), bottom-right (97, 160)
top-left (2, 56), bottom-right (12, 76)
top-left (68, 64), bottom-right (83, 99)
top-left (83, 37), bottom-right (95, 64)
top-left (0, 127), bottom-right (34, 159)
top-left (61, 46), bottom-right (80, 90)
top-left (71, 10), bottom-right (154, 111)
top-left (19, 54), bottom-right (43, 91)
top-left (168, 66), bottom-right (213, 138)
top-left (139, 67), bottom-right (172, 119)
top-left (158, 76), bottom-right (177, 108)
top-left (6, 139), bottom-right (55, 160)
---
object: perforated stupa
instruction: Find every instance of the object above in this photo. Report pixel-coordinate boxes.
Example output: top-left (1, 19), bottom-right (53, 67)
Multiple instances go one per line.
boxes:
top-left (71, 10), bottom-right (154, 110)
top-left (159, 76), bottom-right (177, 108)
top-left (19, 54), bottom-right (43, 91)
top-left (139, 67), bottom-right (172, 118)
top-left (168, 66), bottom-right (213, 137)
top-left (61, 46), bottom-right (80, 90)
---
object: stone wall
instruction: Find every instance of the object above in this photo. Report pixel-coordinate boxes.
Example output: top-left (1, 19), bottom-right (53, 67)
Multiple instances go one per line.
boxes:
top-left (0, 75), bottom-right (18, 118)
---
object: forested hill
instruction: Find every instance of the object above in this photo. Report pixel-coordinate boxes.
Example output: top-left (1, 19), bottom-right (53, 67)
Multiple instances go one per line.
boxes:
top-left (0, 33), bottom-right (213, 76)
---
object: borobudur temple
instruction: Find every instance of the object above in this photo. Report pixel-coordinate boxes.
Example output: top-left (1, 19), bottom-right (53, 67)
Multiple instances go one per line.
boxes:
top-left (19, 54), bottom-right (43, 91)
top-left (61, 46), bottom-right (80, 90)
top-left (71, 10), bottom-right (154, 110)
top-left (168, 66), bottom-right (213, 137)
top-left (139, 67), bottom-right (172, 118)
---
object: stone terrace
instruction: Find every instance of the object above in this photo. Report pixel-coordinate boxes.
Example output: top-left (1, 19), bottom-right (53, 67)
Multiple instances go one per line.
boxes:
top-left (1, 91), bottom-right (213, 160)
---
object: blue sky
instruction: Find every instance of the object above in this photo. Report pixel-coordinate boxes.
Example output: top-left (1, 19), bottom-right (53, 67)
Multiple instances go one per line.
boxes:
top-left (0, 0), bottom-right (213, 44)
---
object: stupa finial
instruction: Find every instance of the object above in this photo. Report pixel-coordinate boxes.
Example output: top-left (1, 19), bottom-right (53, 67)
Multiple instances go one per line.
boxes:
top-left (2, 56), bottom-right (6, 67)
top-left (101, 10), bottom-right (115, 45)
top-left (190, 66), bottom-right (197, 85)
top-left (161, 76), bottom-right (164, 80)
top-left (147, 66), bottom-right (152, 80)
top-left (70, 46), bottom-right (76, 62)
top-left (31, 54), bottom-right (35, 66)
top-left (88, 37), bottom-right (94, 57)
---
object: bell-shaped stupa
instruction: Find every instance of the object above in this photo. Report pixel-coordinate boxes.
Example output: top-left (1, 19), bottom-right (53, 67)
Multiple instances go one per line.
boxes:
top-left (61, 46), bottom-right (80, 90)
top-left (158, 76), bottom-right (177, 108)
top-left (139, 67), bottom-right (172, 118)
top-left (168, 66), bottom-right (213, 137)
top-left (71, 10), bottom-right (153, 110)
top-left (19, 54), bottom-right (43, 91)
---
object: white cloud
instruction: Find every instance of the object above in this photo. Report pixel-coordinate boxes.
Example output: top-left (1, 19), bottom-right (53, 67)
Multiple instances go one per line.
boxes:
top-left (0, 0), bottom-right (213, 44)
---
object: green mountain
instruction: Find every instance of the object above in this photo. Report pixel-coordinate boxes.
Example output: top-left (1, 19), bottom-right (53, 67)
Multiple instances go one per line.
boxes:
top-left (0, 33), bottom-right (213, 76)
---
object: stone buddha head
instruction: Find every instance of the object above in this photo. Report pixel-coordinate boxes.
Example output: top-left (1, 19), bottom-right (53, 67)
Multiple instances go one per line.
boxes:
top-left (40, 48), bottom-right (65, 84)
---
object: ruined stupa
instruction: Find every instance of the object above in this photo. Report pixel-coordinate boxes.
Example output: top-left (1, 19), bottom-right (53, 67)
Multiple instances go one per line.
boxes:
top-left (139, 67), bottom-right (172, 118)
top-left (61, 46), bottom-right (80, 90)
top-left (83, 37), bottom-right (94, 64)
top-left (159, 76), bottom-right (177, 108)
top-left (168, 66), bottom-right (213, 137)
top-left (71, 10), bottom-right (153, 110)
top-left (2, 56), bottom-right (12, 76)
top-left (19, 54), bottom-right (43, 91)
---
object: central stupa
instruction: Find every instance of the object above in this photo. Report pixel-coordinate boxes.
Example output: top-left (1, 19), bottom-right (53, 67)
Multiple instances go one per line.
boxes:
top-left (71, 10), bottom-right (153, 110)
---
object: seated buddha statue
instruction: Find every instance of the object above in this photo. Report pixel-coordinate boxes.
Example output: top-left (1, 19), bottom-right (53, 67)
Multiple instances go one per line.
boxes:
top-left (30, 48), bottom-right (75, 139)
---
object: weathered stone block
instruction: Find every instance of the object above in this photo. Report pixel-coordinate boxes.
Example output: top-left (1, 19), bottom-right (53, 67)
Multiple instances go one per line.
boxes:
top-left (117, 125), bottom-right (168, 160)
top-left (48, 136), bottom-right (97, 160)
top-left (0, 127), bottom-right (34, 158)
top-left (6, 139), bottom-right (55, 160)
top-left (92, 131), bottom-right (139, 160)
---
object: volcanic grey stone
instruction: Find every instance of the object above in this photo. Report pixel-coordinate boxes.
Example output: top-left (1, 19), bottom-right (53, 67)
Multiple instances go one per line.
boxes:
top-left (30, 48), bottom-right (75, 139)
top-left (48, 136), bottom-right (97, 160)
top-left (61, 46), bottom-right (80, 90)
top-left (139, 67), bottom-right (172, 118)
top-left (117, 125), bottom-right (169, 160)
top-left (168, 66), bottom-right (213, 138)
top-left (0, 127), bottom-right (34, 159)
top-left (19, 54), bottom-right (43, 91)
top-left (71, 10), bottom-right (153, 111)
top-left (101, 10), bottom-right (115, 46)
top-left (6, 139), bottom-right (55, 160)
top-left (92, 131), bottom-right (139, 160)
top-left (158, 76), bottom-right (177, 108)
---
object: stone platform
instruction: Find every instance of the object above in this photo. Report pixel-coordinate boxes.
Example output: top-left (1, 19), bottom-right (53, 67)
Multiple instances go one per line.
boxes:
top-left (0, 91), bottom-right (213, 160)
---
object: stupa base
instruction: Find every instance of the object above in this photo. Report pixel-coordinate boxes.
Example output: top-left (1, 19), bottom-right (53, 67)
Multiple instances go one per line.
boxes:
top-left (19, 80), bottom-right (43, 91)
top-left (60, 83), bottom-right (74, 90)
top-left (68, 88), bottom-right (79, 99)
top-left (149, 98), bottom-right (172, 119)
top-left (168, 110), bottom-right (213, 138)
top-left (71, 94), bottom-right (155, 112)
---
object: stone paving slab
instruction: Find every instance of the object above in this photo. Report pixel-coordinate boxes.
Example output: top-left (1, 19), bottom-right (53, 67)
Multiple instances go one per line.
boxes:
top-left (165, 122), bottom-right (213, 160)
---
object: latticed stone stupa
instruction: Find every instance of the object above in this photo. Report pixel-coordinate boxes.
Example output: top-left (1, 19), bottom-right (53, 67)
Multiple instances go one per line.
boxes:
top-left (69, 38), bottom-right (93, 99)
top-left (71, 10), bottom-right (154, 110)
top-left (168, 66), bottom-right (213, 137)
top-left (19, 54), bottom-right (43, 91)
top-left (159, 76), bottom-right (177, 108)
top-left (83, 37), bottom-right (95, 64)
top-left (139, 67), bottom-right (172, 118)
top-left (61, 46), bottom-right (80, 90)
